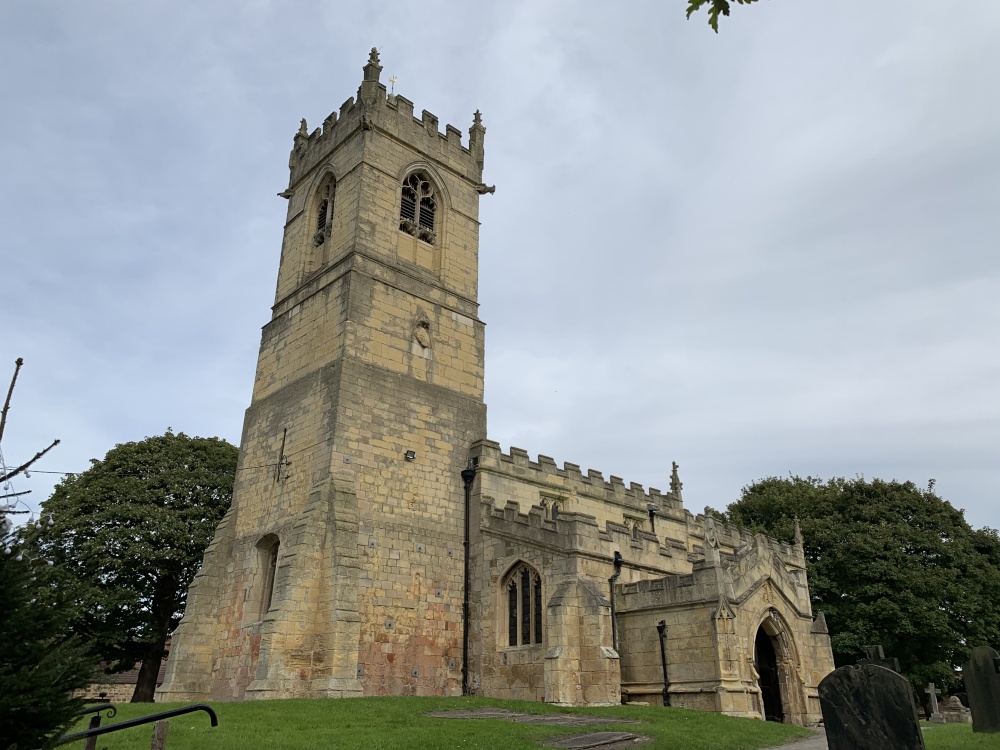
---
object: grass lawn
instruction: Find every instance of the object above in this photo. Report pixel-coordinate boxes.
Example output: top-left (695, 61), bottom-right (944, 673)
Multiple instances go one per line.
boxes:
top-left (69, 696), bottom-right (815, 750)
top-left (923, 723), bottom-right (1000, 750)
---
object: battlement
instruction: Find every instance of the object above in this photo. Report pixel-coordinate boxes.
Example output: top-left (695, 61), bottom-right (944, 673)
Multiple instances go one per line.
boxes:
top-left (287, 49), bottom-right (485, 189)
top-left (472, 439), bottom-right (805, 579)
top-left (471, 439), bottom-right (683, 516)
top-left (480, 498), bottom-right (683, 572)
top-left (689, 512), bottom-right (805, 570)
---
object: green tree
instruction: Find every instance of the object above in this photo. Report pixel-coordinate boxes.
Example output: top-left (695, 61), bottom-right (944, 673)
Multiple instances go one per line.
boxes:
top-left (0, 549), bottom-right (95, 750)
top-left (30, 431), bottom-right (238, 702)
top-left (724, 476), bottom-right (1000, 695)
top-left (687, 0), bottom-right (760, 32)
top-left (1, 356), bottom-right (94, 749)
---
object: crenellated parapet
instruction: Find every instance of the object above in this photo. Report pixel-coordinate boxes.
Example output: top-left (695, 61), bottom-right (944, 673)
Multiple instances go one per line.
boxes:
top-left (472, 439), bottom-right (809, 585)
top-left (689, 513), bottom-right (806, 571)
top-left (470, 439), bottom-right (683, 518)
top-left (479, 497), bottom-right (680, 569)
top-left (286, 49), bottom-right (485, 191)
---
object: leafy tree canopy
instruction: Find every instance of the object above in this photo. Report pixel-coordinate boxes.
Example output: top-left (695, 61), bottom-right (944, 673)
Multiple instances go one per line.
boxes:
top-left (30, 430), bottom-right (238, 702)
top-left (687, 0), bottom-right (760, 32)
top-left (723, 476), bottom-right (1000, 695)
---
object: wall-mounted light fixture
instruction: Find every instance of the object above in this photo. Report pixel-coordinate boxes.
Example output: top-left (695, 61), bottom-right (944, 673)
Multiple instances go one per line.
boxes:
top-left (404, 450), bottom-right (416, 461)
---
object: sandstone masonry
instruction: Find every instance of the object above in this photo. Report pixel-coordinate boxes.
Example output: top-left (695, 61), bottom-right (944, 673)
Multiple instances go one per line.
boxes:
top-left (158, 51), bottom-right (835, 724)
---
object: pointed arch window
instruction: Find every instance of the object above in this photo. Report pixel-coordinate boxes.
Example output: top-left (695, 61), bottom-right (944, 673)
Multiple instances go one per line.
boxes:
top-left (504, 563), bottom-right (543, 647)
top-left (313, 176), bottom-right (335, 246)
top-left (399, 172), bottom-right (437, 244)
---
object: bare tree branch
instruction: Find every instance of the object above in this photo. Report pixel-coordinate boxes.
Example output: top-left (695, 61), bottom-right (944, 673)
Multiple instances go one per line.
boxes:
top-left (0, 357), bottom-right (24, 445)
top-left (1, 438), bottom-right (61, 484)
top-left (1, 489), bottom-right (33, 501)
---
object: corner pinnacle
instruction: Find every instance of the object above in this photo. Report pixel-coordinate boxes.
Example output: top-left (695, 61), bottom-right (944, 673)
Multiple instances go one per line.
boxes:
top-left (363, 47), bottom-right (382, 83)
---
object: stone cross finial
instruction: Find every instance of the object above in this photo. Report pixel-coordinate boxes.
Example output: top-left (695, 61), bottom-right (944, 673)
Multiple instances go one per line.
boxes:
top-left (925, 683), bottom-right (945, 723)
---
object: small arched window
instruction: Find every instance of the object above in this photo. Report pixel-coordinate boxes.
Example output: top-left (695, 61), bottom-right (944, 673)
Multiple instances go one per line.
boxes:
top-left (504, 563), bottom-right (543, 647)
top-left (313, 177), bottom-right (335, 246)
top-left (399, 172), bottom-right (437, 244)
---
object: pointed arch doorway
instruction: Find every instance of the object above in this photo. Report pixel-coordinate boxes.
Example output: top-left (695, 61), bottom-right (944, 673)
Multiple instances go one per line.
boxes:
top-left (755, 626), bottom-right (784, 722)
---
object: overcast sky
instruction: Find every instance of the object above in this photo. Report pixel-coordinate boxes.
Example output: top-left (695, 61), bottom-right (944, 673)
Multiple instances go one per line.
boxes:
top-left (2, 1), bottom-right (997, 532)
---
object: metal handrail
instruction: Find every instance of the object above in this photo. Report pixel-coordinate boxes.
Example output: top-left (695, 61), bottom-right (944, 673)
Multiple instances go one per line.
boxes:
top-left (55, 703), bottom-right (218, 745)
top-left (70, 702), bottom-right (117, 719)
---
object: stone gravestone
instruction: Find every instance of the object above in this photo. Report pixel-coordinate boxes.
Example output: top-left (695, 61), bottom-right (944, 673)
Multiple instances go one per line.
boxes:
top-left (859, 644), bottom-right (901, 673)
top-left (939, 695), bottom-right (972, 724)
top-left (965, 645), bottom-right (1000, 733)
top-left (925, 682), bottom-right (945, 723)
top-left (819, 663), bottom-right (926, 750)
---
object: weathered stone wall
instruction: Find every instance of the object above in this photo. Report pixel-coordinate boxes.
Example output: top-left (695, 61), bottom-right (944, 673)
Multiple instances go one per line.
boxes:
top-left (159, 50), bottom-right (488, 702)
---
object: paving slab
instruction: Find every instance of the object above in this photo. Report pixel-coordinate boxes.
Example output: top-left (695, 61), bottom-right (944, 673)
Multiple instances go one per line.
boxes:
top-left (517, 715), bottom-right (638, 726)
top-left (760, 729), bottom-right (827, 750)
top-left (426, 708), bottom-right (522, 719)
top-left (427, 709), bottom-right (637, 726)
top-left (541, 731), bottom-right (642, 748)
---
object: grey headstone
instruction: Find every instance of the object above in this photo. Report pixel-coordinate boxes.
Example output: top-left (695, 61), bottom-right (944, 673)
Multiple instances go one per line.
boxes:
top-left (965, 645), bottom-right (1000, 733)
top-left (925, 682), bottom-right (945, 723)
top-left (939, 695), bottom-right (972, 724)
top-left (819, 663), bottom-right (926, 750)
top-left (859, 644), bottom-right (901, 673)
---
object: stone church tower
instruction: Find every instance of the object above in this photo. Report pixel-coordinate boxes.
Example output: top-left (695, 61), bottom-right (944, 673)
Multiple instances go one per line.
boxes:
top-left (159, 49), bottom-right (490, 699)
top-left (160, 51), bottom-right (835, 722)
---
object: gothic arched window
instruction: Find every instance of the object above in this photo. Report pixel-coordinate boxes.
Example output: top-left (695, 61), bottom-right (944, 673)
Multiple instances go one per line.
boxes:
top-left (503, 563), bottom-right (543, 647)
top-left (399, 172), bottom-right (437, 244)
top-left (313, 177), bottom-right (335, 246)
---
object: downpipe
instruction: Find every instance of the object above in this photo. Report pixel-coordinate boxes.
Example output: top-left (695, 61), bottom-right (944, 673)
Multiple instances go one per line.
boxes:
top-left (656, 620), bottom-right (671, 706)
top-left (609, 550), bottom-right (623, 651)
top-left (460, 459), bottom-right (477, 696)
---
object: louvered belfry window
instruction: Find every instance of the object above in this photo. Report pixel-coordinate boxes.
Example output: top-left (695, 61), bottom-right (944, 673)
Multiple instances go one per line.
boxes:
top-left (505, 563), bottom-right (543, 647)
top-left (317, 199), bottom-right (329, 233)
top-left (313, 178), bottom-right (335, 247)
top-left (399, 172), bottom-right (436, 244)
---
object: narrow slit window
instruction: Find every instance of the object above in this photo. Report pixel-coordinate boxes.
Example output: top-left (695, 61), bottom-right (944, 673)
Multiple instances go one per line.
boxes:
top-left (260, 539), bottom-right (279, 617)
